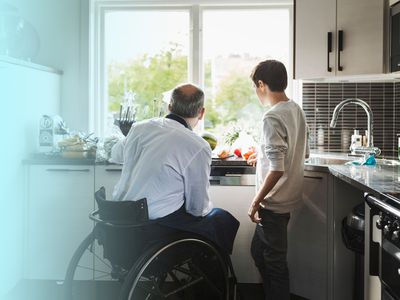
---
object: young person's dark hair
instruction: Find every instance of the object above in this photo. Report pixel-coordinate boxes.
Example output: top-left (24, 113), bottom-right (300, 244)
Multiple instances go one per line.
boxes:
top-left (250, 60), bottom-right (288, 92)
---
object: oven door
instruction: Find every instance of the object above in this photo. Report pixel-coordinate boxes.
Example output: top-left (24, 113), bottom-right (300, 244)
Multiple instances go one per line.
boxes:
top-left (365, 197), bottom-right (382, 300)
top-left (366, 194), bottom-right (400, 300)
top-left (381, 239), bottom-right (400, 300)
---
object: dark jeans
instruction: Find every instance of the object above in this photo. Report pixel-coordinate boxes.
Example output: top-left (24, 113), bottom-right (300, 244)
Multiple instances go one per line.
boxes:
top-left (251, 208), bottom-right (291, 300)
top-left (157, 206), bottom-right (240, 254)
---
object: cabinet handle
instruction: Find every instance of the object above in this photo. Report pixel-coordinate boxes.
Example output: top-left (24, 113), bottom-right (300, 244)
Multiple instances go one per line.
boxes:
top-left (46, 168), bottom-right (90, 172)
top-left (327, 32), bottom-right (332, 72)
top-left (105, 168), bottom-right (122, 172)
top-left (210, 179), bottom-right (221, 185)
top-left (304, 175), bottom-right (323, 180)
top-left (338, 30), bottom-right (344, 71)
top-left (366, 194), bottom-right (400, 218)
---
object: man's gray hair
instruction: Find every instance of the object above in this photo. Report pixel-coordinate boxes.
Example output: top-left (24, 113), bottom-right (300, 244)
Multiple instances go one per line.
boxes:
top-left (170, 84), bottom-right (204, 118)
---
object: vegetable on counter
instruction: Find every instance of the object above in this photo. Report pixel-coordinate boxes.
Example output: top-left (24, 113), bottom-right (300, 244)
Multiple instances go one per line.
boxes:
top-left (233, 148), bottom-right (242, 157)
top-left (201, 132), bottom-right (218, 150)
top-left (242, 146), bottom-right (256, 161)
top-left (217, 149), bottom-right (231, 159)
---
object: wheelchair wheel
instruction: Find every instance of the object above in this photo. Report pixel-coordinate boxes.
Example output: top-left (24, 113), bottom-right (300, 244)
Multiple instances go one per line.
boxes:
top-left (63, 232), bottom-right (127, 300)
top-left (119, 238), bottom-right (229, 300)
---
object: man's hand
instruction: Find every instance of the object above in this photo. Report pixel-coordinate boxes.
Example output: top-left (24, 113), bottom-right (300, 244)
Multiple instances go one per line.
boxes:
top-left (248, 199), bottom-right (262, 223)
top-left (247, 153), bottom-right (258, 167)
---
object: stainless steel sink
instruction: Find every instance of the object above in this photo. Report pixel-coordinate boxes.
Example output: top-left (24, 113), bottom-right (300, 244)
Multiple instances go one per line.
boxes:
top-left (306, 156), bottom-right (400, 167)
top-left (305, 157), bottom-right (351, 166)
top-left (376, 159), bottom-right (400, 166)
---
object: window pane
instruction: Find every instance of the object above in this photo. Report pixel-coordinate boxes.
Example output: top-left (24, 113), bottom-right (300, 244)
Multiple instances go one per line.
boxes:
top-left (104, 10), bottom-right (189, 133)
top-left (202, 9), bottom-right (290, 144)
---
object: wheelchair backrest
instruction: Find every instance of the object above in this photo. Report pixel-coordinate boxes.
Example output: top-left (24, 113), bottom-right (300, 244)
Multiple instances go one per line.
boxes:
top-left (94, 187), bottom-right (149, 225)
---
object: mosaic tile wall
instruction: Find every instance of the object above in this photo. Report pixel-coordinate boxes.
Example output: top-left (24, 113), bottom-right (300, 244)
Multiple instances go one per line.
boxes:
top-left (302, 82), bottom-right (400, 158)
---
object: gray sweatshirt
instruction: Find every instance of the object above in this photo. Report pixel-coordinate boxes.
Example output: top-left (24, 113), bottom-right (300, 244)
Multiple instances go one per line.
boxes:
top-left (256, 100), bottom-right (309, 213)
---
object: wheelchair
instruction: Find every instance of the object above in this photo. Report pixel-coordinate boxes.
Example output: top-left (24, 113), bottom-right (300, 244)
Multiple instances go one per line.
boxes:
top-left (63, 187), bottom-right (238, 300)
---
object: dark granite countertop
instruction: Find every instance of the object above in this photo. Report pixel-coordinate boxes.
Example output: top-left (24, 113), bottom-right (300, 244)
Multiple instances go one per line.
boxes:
top-left (329, 164), bottom-right (400, 198)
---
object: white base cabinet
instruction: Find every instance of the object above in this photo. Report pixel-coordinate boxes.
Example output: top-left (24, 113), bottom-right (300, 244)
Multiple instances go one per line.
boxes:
top-left (288, 171), bottom-right (330, 300)
top-left (94, 165), bottom-right (122, 199)
top-left (209, 185), bottom-right (261, 284)
top-left (24, 165), bottom-right (94, 280)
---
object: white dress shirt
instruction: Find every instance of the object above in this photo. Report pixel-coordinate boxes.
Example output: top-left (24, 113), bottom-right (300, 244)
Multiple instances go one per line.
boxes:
top-left (110, 117), bottom-right (213, 219)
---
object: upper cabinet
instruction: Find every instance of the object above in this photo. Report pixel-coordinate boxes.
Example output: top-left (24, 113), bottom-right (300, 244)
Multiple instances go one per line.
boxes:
top-left (294, 0), bottom-right (387, 79)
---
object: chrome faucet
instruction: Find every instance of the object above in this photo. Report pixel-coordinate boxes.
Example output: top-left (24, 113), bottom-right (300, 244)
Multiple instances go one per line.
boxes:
top-left (330, 98), bottom-right (381, 156)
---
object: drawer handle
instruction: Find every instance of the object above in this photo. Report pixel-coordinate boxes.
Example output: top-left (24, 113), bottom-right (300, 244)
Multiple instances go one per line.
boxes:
top-left (105, 169), bottom-right (122, 172)
top-left (46, 168), bottom-right (90, 172)
top-left (210, 179), bottom-right (221, 185)
top-left (304, 175), bottom-right (323, 180)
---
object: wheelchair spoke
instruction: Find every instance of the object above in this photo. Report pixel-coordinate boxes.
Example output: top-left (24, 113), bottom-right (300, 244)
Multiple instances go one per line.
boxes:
top-left (173, 264), bottom-right (192, 276)
top-left (93, 252), bottom-right (112, 269)
top-left (188, 261), bottom-right (224, 298)
top-left (136, 277), bottom-right (164, 297)
top-left (94, 273), bottom-right (113, 280)
top-left (164, 276), bottom-right (203, 298)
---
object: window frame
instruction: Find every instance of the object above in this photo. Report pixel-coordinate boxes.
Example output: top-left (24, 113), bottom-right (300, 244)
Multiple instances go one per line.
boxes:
top-left (90, 0), bottom-right (293, 136)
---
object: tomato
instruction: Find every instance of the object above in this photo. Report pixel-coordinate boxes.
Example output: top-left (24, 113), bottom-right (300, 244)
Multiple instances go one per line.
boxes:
top-left (243, 150), bottom-right (254, 161)
top-left (233, 148), bottom-right (242, 157)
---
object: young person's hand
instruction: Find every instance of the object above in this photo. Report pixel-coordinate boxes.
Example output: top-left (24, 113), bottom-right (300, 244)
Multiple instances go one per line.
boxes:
top-left (246, 153), bottom-right (257, 167)
top-left (248, 199), bottom-right (262, 223)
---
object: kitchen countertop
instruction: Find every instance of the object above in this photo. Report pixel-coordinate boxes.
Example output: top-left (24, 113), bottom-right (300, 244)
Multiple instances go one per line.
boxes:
top-left (23, 153), bottom-right (96, 165)
top-left (24, 153), bottom-right (250, 166)
top-left (24, 151), bottom-right (400, 198)
top-left (329, 164), bottom-right (400, 198)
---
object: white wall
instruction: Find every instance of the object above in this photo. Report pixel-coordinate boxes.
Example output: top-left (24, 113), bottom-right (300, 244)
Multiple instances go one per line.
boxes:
top-left (9, 0), bottom-right (90, 132)
top-left (0, 60), bottom-right (61, 296)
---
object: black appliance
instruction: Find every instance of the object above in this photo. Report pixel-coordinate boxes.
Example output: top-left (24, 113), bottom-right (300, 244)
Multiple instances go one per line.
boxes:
top-left (366, 194), bottom-right (400, 300)
top-left (391, 1), bottom-right (400, 72)
top-left (342, 203), bottom-right (365, 300)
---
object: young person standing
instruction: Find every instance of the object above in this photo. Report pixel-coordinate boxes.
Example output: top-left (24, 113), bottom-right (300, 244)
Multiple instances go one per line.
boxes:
top-left (247, 60), bottom-right (309, 300)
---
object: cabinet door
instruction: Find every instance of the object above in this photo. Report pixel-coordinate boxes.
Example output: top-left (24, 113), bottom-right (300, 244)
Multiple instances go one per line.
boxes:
top-left (93, 165), bottom-right (122, 274)
top-left (336, 0), bottom-right (385, 75)
top-left (94, 165), bottom-right (122, 199)
top-left (209, 185), bottom-right (261, 284)
top-left (25, 165), bottom-right (94, 280)
top-left (288, 171), bottom-right (328, 300)
top-left (295, 0), bottom-right (336, 79)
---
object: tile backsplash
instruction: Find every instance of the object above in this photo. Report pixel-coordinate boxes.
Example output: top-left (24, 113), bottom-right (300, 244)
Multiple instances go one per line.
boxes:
top-left (302, 82), bottom-right (400, 158)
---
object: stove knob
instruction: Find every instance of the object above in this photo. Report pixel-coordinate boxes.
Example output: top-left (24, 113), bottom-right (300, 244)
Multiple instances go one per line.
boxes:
top-left (393, 231), bottom-right (400, 242)
top-left (376, 218), bottom-right (383, 230)
top-left (393, 220), bottom-right (400, 229)
top-left (384, 224), bottom-right (392, 237)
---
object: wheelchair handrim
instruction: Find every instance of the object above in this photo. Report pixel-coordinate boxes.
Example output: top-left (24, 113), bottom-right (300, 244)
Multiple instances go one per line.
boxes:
top-left (126, 237), bottom-right (229, 300)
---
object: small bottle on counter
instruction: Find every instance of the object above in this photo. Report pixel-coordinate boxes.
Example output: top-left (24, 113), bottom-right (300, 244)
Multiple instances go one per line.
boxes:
top-left (350, 129), bottom-right (362, 152)
top-left (362, 130), bottom-right (368, 147)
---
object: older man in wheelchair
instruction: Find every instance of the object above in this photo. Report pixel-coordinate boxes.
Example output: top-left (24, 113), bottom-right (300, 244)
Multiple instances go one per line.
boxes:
top-left (64, 83), bottom-right (240, 300)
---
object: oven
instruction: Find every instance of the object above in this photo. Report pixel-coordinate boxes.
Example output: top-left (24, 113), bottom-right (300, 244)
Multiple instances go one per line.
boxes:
top-left (366, 194), bottom-right (400, 300)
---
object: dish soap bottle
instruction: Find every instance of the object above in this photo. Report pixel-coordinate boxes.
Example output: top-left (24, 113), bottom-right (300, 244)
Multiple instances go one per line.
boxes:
top-left (350, 129), bottom-right (362, 153)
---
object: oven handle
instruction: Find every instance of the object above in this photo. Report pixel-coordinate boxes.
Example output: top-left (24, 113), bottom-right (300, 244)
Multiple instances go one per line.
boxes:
top-left (366, 194), bottom-right (400, 218)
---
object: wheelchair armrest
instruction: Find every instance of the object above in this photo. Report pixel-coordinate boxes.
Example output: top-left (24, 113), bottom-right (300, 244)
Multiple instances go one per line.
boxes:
top-left (89, 210), bottom-right (154, 228)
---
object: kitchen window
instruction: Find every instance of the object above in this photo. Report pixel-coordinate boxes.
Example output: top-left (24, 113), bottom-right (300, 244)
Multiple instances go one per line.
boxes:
top-left (91, 3), bottom-right (292, 139)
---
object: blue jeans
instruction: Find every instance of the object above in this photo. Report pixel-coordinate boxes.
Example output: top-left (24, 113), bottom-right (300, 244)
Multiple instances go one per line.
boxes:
top-left (251, 208), bottom-right (291, 300)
